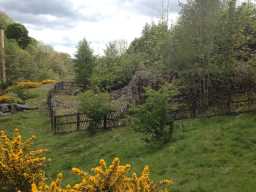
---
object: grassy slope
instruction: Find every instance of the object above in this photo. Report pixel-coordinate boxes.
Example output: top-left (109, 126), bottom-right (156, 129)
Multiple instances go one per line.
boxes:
top-left (1, 86), bottom-right (256, 192)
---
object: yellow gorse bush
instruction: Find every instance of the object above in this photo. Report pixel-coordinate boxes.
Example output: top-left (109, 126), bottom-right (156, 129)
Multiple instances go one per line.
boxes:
top-left (16, 81), bottom-right (42, 89)
top-left (0, 129), bottom-right (174, 192)
top-left (0, 95), bottom-right (16, 103)
top-left (0, 129), bottom-right (47, 191)
top-left (41, 80), bottom-right (57, 85)
top-left (32, 158), bottom-right (174, 192)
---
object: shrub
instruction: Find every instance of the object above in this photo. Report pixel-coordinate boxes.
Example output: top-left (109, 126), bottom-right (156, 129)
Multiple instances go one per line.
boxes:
top-left (0, 129), bottom-right (174, 192)
top-left (0, 80), bottom-right (9, 90)
top-left (32, 158), bottom-right (174, 192)
top-left (8, 86), bottom-right (38, 101)
top-left (16, 81), bottom-right (41, 89)
top-left (0, 93), bottom-right (24, 104)
top-left (0, 129), bottom-right (47, 192)
top-left (41, 80), bottom-right (57, 85)
top-left (131, 84), bottom-right (178, 145)
top-left (79, 90), bottom-right (116, 133)
top-left (0, 95), bottom-right (16, 103)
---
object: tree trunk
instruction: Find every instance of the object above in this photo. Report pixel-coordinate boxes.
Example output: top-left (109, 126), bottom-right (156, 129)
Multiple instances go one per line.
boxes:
top-left (0, 29), bottom-right (6, 83)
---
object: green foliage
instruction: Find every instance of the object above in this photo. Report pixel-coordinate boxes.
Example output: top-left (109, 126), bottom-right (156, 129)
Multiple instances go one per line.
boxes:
top-left (6, 23), bottom-right (31, 49)
top-left (128, 22), bottom-right (170, 72)
top-left (131, 84), bottom-right (178, 145)
top-left (0, 11), bottom-right (12, 29)
top-left (5, 40), bottom-right (35, 82)
top-left (90, 23), bottom-right (170, 90)
top-left (0, 80), bottom-right (9, 90)
top-left (91, 43), bottom-right (136, 90)
top-left (1, 12), bottom-right (73, 83)
top-left (8, 86), bottom-right (38, 101)
top-left (74, 39), bottom-right (95, 85)
top-left (79, 90), bottom-right (115, 133)
top-left (5, 35), bottom-right (73, 83)
top-left (1, 85), bottom-right (256, 191)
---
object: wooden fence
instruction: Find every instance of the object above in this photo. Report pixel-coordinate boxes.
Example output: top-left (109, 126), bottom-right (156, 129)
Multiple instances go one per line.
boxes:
top-left (52, 111), bottom-right (127, 134)
top-left (47, 81), bottom-right (129, 134)
top-left (54, 81), bottom-right (86, 91)
top-left (171, 91), bottom-right (256, 120)
top-left (48, 80), bottom-right (256, 134)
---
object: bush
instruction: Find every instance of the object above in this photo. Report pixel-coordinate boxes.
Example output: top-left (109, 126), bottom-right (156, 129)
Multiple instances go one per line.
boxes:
top-left (32, 158), bottom-right (174, 192)
top-left (0, 80), bottom-right (9, 90)
top-left (0, 95), bottom-right (16, 103)
top-left (41, 80), bottom-right (57, 85)
top-left (16, 81), bottom-right (41, 89)
top-left (8, 86), bottom-right (38, 101)
top-left (0, 93), bottom-right (23, 104)
top-left (131, 84), bottom-right (178, 145)
top-left (0, 129), bottom-right (174, 192)
top-left (0, 129), bottom-right (47, 192)
top-left (79, 90), bottom-right (116, 133)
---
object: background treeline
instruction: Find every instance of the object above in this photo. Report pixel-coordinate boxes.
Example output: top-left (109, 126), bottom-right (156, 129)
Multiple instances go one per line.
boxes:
top-left (75, 0), bottom-right (256, 104)
top-left (0, 11), bottom-right (73, 84)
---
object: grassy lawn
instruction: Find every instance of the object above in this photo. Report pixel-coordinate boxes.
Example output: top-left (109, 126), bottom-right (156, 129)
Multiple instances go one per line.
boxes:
top-left (1, 86), bottom-right (256, 192)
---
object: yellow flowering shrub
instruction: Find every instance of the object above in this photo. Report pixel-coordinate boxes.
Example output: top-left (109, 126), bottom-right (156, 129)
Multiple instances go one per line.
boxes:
top-left (0, 129), bottom-right (47, 192)
top-left (16, 81), bottom-right (42, 89)
top-left (0, 129), bottom-right (174, 192)
top-left (41, 80), bottom-right (57, 85)
top-left (0, 95), bottom-right (16, 103)
top-left (32, 158), bottom-right (174, 192)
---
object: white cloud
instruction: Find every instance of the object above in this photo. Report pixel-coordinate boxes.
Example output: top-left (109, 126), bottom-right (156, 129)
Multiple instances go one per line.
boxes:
top-left (1, 0), bottom-right (180, 55)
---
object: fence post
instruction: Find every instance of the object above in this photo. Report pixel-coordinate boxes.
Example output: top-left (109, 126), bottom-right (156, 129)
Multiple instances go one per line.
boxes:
top-left (77, 113), bottom-right (80, 131)
top-left (53, 114), bottom-right (57, 134)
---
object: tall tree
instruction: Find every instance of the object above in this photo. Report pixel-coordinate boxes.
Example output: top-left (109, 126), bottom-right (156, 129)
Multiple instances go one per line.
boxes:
top-left (74, 39), bottom-right (95, 85)
top-left (6, 23), bottom-right (31, 49)
top-left (128, 22), bottom-right (170, 72)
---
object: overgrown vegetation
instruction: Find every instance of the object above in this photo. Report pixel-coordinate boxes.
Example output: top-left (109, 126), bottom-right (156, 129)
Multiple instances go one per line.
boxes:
top-left (0, 129), bottom-right (47, 192)
top-left (79, 90), bottom-right (116, 133)
top-left (0, 12), bottom-right (73, 85)
top-left (1, 0), bottom-right (256, 191)
top-left (131, 84), bottom-right (178, 145)
top-left (74, 1), bottom-right (256, 114)
top-left (1, 86), bottom-right (256, 192)
top-left (0, 128), bottom-right (173, 192)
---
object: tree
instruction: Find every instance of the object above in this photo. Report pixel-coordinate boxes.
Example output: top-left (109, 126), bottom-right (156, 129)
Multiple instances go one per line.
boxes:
top-left (128, 22), bottom-right (170, 72)
top-left (0, 11), bottom-right (12, 29)
top-left (74, 39), bottom-right (95, 85)
top-left (6, 23), bottom-right (31, 49)
top-left (164, 0), bottom-right (224, 110)
top-left (91, 41), bottom-right (135, 90)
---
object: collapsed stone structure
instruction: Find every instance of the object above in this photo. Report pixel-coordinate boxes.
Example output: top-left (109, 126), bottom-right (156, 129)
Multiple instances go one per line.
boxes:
top-left (111, 64), bottom-right (173, 105)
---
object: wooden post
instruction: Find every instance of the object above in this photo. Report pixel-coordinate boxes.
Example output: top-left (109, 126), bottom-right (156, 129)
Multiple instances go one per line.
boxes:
top-left (0, 28), bottom-right (6, 83)
top-left (77, 113), bottom-right (80, 131)
top-left (53, 113), bottom-right (57, 134)
top-left (104, 115), bottom-right (107, 129)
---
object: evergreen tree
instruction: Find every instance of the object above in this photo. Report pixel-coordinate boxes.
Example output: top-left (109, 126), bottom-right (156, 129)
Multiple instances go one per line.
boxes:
top-left (74, 39), bottom-right (95, 85)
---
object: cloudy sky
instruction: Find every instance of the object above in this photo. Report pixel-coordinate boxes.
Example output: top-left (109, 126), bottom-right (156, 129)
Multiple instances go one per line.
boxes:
top-left (0, 0), bottom-right (182, 56)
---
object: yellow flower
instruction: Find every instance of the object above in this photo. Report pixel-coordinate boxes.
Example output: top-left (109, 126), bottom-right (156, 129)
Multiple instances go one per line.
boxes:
top-left (72, 168), bottom-right (81, 174)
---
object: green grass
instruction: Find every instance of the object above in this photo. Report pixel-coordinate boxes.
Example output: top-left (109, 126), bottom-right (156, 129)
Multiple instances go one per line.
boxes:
top-left (1, 86), bottom-right (256, 191)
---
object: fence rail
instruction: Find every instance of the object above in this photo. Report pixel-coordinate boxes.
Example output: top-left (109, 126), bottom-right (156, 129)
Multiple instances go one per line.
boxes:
top-left (48, 81), bottom-right (256, 134)
top-left (52, 111), bottom-right (126, 134)
top-left (47, 81), bottom-right (129, 134)
top-left (171, 92), bottom-right (256, 120)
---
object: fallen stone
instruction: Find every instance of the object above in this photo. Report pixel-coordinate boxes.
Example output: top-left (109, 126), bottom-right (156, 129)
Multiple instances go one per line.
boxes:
top-left (15, 104), bottom-right (38, 111)
top-left (0, 103), bottom-right (11, 113)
